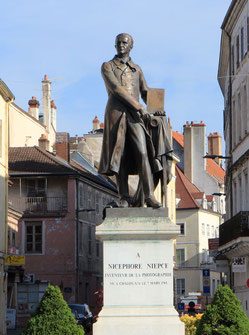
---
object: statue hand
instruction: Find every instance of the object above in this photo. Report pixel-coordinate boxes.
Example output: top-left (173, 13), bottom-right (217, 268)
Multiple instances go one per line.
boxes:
top-left (138, 107), bottom-right (151, 122)
top-left (154, 110), bottom-right (166, 116)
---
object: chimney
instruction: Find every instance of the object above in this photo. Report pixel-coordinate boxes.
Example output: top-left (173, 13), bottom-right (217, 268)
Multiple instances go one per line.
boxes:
top-left (78, 139), bottom-right (94, 166)
top-left (184, 121), bottom-right (206, 183)
top-left (28, 97), bottom-right (40, 119)
top-left (51, 100), bottom-right (57, 130)
top-left (93, 116), bottom-right (100, 131)
top-left (38, 134), bottom-right (50, 151)
top-left (42, 74), bottom-right (51, 131)
top-left (56, 132), bottom-right (70, 162)
top-left (208, 132), bottom-right (222, 166)
top-left (100, 122), bottom-right (104, 129)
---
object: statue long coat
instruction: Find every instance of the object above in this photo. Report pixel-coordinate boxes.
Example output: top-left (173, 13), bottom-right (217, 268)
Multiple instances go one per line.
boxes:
top-left (98, 56), bottom-right (156, 176)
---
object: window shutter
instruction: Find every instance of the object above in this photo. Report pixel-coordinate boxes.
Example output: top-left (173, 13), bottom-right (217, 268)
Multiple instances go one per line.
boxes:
top-left (231, 45), bottom-right (235, 75)
top-left (244, 17), bottom-right (248, 54)
top-left (236, 34), bottom-right (240, 68)
top-left (247, 17), bottom-right (249, 52)
top-left (241, 27), bottom-right (244, 60)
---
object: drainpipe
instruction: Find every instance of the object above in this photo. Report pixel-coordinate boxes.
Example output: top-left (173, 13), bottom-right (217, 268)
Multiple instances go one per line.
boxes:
top-left (227, 32), bottom-right (233, 218)
top-left (75, 178), bottom-right (79, 303)
top-left (5, 98), bottom-right (14, 252)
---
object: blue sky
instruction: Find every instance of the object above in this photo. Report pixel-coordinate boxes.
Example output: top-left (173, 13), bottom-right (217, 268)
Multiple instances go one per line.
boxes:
top-left (1, 0), bottom-right (231, 141)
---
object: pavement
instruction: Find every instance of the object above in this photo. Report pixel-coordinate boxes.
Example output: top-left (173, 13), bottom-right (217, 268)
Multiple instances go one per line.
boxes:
top-left (7, 328), bottom-right (24, 335)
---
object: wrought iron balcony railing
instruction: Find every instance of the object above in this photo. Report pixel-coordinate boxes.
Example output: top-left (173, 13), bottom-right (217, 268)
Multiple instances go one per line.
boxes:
top-left (9, 196), bottom-right (67, 214)
top-left (219, 211), bottom-right (249, 246)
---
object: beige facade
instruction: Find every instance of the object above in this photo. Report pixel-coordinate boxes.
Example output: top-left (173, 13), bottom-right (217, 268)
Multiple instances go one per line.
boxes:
top-left (9, 76), bottom-right (57, 152)
top-left (218, 0), bottom-right (249, 317)
top-left (0, 80), bottom-right (14, 335)
top-left (174, 209), bottom-right (221, 306)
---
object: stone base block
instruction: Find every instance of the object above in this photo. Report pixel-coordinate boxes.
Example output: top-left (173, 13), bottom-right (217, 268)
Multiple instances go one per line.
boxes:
top-left (93, 307), bottom-right (185, 335)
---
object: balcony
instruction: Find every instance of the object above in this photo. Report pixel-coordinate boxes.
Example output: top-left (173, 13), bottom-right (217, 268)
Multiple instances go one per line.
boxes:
top-left (219, 211), bottom-right (249, 247)
top-left (9, 197), bottom-right (67, 216)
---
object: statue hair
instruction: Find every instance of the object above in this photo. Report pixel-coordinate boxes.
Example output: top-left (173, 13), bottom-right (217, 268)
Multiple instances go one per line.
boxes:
top-left (115, 33), bottom-right (133, 49)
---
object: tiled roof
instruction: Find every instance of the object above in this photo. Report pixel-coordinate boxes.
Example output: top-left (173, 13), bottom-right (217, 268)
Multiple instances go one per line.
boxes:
top-left (9, 146), bottom-right (75, 175)
top-left (9, 146), bottom-right (118, 192)
top-left (172, 131), bottom-right (184, 147)
top-left (175, 166), bottom-right (200, 209)
top-left (206, 158), bottom-right (225, 184)
top-left (172, 130), bottom-right (225, 184)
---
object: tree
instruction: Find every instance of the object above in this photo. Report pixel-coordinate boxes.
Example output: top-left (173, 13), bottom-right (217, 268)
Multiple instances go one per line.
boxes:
top-left (196, 285), bottom-right (249, 335)
top-left (22, 285), bottom-right (84, 335)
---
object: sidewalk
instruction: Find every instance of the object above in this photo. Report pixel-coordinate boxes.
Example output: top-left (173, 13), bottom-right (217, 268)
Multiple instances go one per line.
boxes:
top-left (7, 328), bottom-right (24, 335)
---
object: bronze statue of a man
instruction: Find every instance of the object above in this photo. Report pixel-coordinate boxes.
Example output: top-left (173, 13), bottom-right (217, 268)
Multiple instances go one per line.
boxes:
top-left (99, 33), bottom-right (162, 208)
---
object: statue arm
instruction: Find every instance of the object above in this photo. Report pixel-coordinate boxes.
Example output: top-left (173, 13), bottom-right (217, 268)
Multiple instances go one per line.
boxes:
top-left (101, 62), bottom-right (143, 111)
top-left (138, 66), bottom-right (148, 104)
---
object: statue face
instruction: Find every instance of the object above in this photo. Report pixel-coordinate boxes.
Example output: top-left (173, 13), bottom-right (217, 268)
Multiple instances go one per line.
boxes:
top-left (115, 36), bottom-right (132, 56)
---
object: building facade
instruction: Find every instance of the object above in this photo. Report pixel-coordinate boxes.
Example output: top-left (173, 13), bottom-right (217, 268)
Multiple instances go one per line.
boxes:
top-left (218, 0), bottom-right (249, 316)
top-left (172, 124), bottom-right (225, 310)
top-left (0, 80), bottom-right (14, 335)
top-left (8, 144), bottom-right (118, 326)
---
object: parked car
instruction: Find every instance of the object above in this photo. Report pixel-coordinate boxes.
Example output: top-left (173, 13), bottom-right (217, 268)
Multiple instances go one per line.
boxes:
top-left (68, 304), bottom-right (93, 333)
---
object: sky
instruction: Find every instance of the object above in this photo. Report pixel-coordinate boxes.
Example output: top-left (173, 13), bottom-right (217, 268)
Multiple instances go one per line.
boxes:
top-left (1, 0), bottom-right (231, 141)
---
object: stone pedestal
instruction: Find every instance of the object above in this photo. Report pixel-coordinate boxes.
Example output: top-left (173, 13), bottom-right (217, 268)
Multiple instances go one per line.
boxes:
top-left (94, 208), bottom-right (185, 335)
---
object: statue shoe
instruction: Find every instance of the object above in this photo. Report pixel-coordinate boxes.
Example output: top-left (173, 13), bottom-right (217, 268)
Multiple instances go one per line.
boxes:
top-left (119, 199), bottom-right (129, 208)
top-left (145, 197), bottom-right (162, 209)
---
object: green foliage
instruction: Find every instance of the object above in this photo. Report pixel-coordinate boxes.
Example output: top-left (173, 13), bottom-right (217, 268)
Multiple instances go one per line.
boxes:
top-left (22, 285), bottom-right (84, 335)
top-left (196, 285), bottom-right (249, 335)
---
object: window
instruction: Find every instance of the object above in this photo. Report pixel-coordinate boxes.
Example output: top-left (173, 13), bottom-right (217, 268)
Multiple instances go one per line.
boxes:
top-left (207, 224), bottom-right (210, 236)
top-left (176, 223), bottom-right (185, 236)
top-left (27, 179), bottom-right (46, 197)
top-left (202, 223), bottom-right (205, 235)
top-left (176, 278), bottom-right (185, 295)
top-left (202, 249), bottom-right (207, 263)
top-left (215, 227), bottom-right (219, 238)
top-left (211, 225), bottom-right (215, 237)
top-left (79, 183), bottom-right (84, 208)
top-left (25, 222), bottom-right (43, 253)
top-left (176, 249), bottom-right (185, 267)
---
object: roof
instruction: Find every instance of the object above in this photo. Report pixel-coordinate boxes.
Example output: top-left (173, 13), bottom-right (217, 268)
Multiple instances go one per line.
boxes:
top-left (206, 158), bottom-right (225, 184)
top-left (0, 79), bottom-right (15, 102)
top-left (9, 146), bottom-right (117, 192)
top-left (175, 166), bottom-right (200, 209)
top-left (172, 130), bottom-right (225, 184)
top-left (172, 131), bottom-right (184, 147)
top-left (9, 146), bottom-right (76, 175)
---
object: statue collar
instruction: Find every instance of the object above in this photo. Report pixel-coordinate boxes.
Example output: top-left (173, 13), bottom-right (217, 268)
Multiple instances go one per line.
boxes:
top-left (113, 56), bottom-right (137, 72)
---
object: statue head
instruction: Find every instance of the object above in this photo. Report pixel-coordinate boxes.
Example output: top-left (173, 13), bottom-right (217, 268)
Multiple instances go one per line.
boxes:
top-left (115, 33), bottom-right (133, 56)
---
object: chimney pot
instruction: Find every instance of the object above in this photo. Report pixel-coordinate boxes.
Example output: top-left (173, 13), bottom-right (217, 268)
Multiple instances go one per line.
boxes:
top-left (191, 121), bottom-right (194, 125)
top-left (186, 121), bottom-right (189, 125)
top-left (100, 122), bottom-right (104, 129)
top-left (201, 120), bottom-right (203, 124)
top-left (38, 134), bottom-right (49, 151)
top-left (44, 74), bottom-right (48, 80)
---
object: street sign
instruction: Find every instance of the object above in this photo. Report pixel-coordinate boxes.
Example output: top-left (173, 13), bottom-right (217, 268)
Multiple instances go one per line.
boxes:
top-left (5, 255), bottom-right (25, 266)
top-left (203, 269), bottom-right (210, 296)
top-left (178, 302), bottom-right (185, 311)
